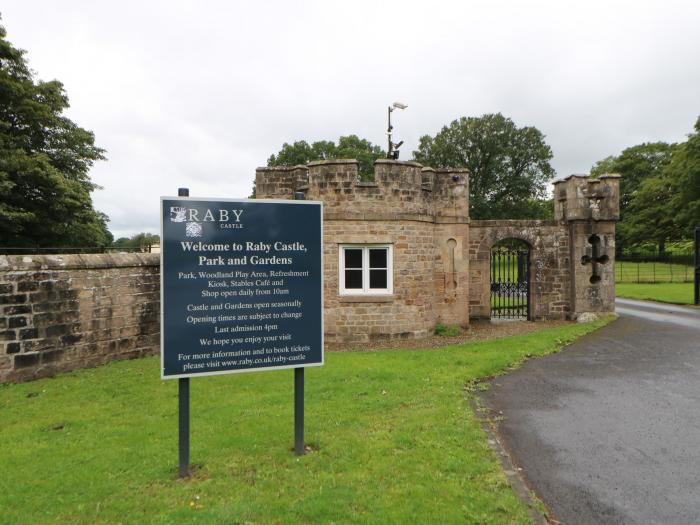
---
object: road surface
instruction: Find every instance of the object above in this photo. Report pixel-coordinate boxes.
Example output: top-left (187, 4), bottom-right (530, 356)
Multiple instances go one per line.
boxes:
top-left (479, 298), bottom-right (700, 524)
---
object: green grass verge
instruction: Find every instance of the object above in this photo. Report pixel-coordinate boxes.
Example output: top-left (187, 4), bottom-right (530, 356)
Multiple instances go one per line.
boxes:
top-left (0, 319), bottom-right (612, 524)
top-left (616, 282), bottom-right (696, 305)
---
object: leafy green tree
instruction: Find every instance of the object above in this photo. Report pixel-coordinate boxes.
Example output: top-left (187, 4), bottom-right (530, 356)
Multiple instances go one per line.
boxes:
top-left (590, 142), bottom-right (679, 254)
top-left (0, 21), bottom-right (111, 248)
top-left (668, 117), bottom-right (700, 236)
top-left (590, 142), bottom-right (677, 216)
top-left (413, 113), bottom-right (555, 219)
top-left (112, 232), bottom-right (159, 251)
top-left (267, 135), bottom-right (385, 181)
top-left (622, 170), bottom-right (681, 254)
top-left (595, 120), bottom-right (700, 254)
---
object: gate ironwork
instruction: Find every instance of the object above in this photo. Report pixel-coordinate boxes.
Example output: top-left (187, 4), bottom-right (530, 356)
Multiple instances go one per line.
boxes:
top-left (490, 241), bottom-right (530, 320)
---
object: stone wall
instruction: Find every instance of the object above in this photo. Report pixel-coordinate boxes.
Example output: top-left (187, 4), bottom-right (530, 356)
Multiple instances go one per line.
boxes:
top-left (0, 254), bottom-right (160, 382)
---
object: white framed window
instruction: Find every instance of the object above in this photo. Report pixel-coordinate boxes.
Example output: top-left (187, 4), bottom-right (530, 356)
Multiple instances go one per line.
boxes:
top-left (339, 245), bottom-right (393, 295)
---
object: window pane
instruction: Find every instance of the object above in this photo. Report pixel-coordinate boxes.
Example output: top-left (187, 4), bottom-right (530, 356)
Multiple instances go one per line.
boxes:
top-left (369, 248), bottom-right (387, 268)
top-left (344, 249), bottom-right (362, 269)
top-left (369, 269), bottom-right (387, 289)
top-left (345, 270), bottom-right (362, 289)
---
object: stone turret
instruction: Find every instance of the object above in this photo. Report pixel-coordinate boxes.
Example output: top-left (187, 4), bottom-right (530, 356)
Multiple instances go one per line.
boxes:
top-left (255, 158), bottom-right (471, 343)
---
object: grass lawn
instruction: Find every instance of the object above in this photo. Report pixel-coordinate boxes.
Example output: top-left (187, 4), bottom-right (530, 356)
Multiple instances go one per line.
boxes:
top-left (0, 319), bottom-right (611, 525)
top-left (616, 282), bottom-right (696, 305)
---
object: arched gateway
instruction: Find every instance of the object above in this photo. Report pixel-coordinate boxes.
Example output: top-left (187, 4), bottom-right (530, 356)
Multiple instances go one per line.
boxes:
top-left (490, 238), bottom-right (530, 320)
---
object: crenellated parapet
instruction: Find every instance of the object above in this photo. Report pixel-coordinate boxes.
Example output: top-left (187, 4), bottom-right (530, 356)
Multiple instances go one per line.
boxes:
top-left (254, 165), bottom-right (308, 199)
top-left (255, 159), bottom-right (469, 222)
top-left (554, 173), bottom-right (621, 222)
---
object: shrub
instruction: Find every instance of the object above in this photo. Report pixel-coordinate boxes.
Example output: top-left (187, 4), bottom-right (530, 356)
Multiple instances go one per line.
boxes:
top-left (434, 324), bottom-right (461, 337)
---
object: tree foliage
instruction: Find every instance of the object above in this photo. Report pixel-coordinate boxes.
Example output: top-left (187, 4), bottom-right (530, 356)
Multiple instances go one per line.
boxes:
top-left (590, 142), bottom-right (677, 214)
top-left (0, 22), bottom-right (111, 247)
top-left (413, 113), bottom-right (555, 219)
top-left (112, 232), bottom-right (159, 251)
top-left (669, 118), bottom-right (700, 236)
top-left (267, 135), bottom-right (385, 181)
top-left (591, 119), bottom-right (700, 253)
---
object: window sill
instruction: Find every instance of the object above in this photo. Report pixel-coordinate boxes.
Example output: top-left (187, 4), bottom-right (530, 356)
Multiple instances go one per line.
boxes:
top-left (338, 294), bottom-right (395, 303)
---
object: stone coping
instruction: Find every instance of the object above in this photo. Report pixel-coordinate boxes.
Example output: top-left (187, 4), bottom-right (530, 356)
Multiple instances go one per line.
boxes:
top-left (0, 253), bottom-right (159, 271)
top-left (256, 165), bottom-right (308, 172)
top-left (553, 173), bottom-right (622, 183)
top-left (374, 159), bottom-right (423, 168)
top-left (307, 159), bottom-right (359, 167)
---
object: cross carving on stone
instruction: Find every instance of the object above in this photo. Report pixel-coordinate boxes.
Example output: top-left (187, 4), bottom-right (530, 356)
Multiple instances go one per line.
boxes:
top-left (581, 234), bottom-right (609, 284)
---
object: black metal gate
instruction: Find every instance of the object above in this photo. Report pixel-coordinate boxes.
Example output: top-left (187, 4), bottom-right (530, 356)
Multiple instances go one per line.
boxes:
top-left (490, 241), bottom-right (530, 320)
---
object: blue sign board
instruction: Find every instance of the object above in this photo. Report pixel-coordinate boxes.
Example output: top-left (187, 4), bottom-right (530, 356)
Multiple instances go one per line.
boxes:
top-left (160, 197), bottom-right (323, 379)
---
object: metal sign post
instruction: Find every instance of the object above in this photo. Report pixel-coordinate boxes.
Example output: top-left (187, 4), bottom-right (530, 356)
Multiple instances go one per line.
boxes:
top-left (293, 191), bottom-right (305, 456)
top-left (177, 187), bottom-right (190, 478)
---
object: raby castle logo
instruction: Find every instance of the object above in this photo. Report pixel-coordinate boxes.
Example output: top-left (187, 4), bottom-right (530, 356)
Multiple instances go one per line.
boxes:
top-left (170, 206), bottom-right (244, 238)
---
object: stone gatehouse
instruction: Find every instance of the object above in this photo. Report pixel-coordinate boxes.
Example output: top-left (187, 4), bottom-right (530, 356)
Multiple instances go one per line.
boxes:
top-left (0, 159), bottom-right (619, 382)
top-left (256, 159), bottom-right (620, 344)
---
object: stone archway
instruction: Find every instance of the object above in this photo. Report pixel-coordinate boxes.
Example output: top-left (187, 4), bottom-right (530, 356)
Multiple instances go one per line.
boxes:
top-left (469, 220), bottom-right (570, 321)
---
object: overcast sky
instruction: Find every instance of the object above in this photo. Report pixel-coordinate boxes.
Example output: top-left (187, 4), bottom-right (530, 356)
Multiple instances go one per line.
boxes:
top-left (3, 1), bottom-right (699, 238)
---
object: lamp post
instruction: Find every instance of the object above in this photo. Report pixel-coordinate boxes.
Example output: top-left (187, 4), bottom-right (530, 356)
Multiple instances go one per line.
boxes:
top-left (387, 102), bottom-right (407, 159)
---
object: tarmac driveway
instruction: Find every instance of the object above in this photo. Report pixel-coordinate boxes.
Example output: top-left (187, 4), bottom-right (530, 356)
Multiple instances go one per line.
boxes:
top-left (479, 298), bottom-right (700, 525)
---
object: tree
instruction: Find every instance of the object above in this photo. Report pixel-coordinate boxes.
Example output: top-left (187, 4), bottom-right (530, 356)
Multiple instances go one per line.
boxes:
top-left (267, 135), bottom-right (385, 181)
top-left (113, 232), bottom-right (160, 251)
top-left (413, 113), bottom-right (555, 219)
top-left (590, 142), bottom-right (678, 253)
top-left (668, 117), bottom-right (700, 236)
top-left (0, 21), bottom-right (111, 248)
top-left (622, 170), bottom-right (681, 254)
top-left (593, 119), bottom-right (700, 254)
top-left (590, 142), bottom-right (677, 216)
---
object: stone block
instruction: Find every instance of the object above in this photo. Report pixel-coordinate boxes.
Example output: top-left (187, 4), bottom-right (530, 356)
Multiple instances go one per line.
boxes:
top-left (14, 352), bottom-right (40, 368)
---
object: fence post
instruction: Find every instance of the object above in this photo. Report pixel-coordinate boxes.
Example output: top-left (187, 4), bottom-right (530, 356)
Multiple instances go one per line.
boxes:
top-left (695, 226), bottom-right (699, 306)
